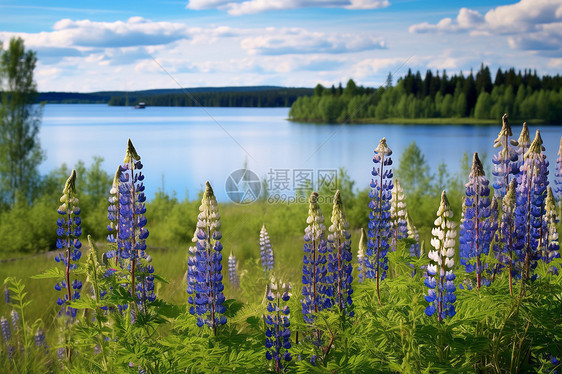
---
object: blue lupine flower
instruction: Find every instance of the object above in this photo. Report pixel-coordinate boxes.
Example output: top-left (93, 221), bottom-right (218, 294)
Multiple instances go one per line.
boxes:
top-left (492, 114), bottom-right (519, 199)
top-left (367, 138), bottom-right (393, 305)
top-left (555, 137), bottom-right (562, 214)
top-left (515, 122), bottom-right (531, 181)
top-left (108, 140), bottom-right (154, 311)
top-left (35, 328), bottom-right (46, 349)
top-left (265, 280), bottom-right (292, 373)
top-left (390, 179), bottom-right (408, 252)
top-left (56, 170), bottom-right (82, 317)
top-left (516, 130), bottom-right (549, 281)
top-left (10, 310), bottom-right (18, 332)
top-left (1, 316), bottom-right (11, 342)
top-left (260, 224), bottom-right (274, 273)
top-left (187, 182), bottom-right (227, 333)
top-left (425, 191), bottom-right (457, 322)
top-left (543, 187), bottom-right (560, 265)
top-left (301, 192), bottom-right (332, 323)
top-left (459, 153), bottom-right (494, 289)
top-left (357, 228), bottom-right (367, 283)
top-left (327, 190), bottom-right (354, 317)
top-left (228, 251), bottom-right (239, 288)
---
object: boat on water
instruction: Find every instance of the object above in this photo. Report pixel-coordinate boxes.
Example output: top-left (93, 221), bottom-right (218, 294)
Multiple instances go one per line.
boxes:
top-left (134, 102), bottom-right (146, 109)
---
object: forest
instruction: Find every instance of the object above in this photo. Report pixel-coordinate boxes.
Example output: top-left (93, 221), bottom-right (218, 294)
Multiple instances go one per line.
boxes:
top-left (289, 65), bottom-right (562, 123)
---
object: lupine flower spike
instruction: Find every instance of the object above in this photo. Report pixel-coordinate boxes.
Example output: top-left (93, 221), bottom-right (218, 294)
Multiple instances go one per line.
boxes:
top-left (106, 166), bottom-right (122, 266)
top-left (228, 251), bottom-right (240, 289)
top-left (390, 179), bottom-right (408, 252)
top-left (260, 225), bottom-right (274, 274)
top-left (459, 153), bottom-right (494, 290)
top-left (543, 187), bottom-right (560, 265)
top-left (187, 182), bottom-right (227, 333)
top-left (265, 279), bottom-right (292, 373)
top-left (492, 114), bottom-right (519, 199)
top-left (367, 138), bottom-right (393, 306)
top-left (55, 170), bottom-right (82, 318)
top-left (516, 130), bottom-right (549, 282)
top-left (425, 191), bottom-right (457, 321)
top-left (302, 192), bottom-right (331, 323)
top-left (555, 137), bottom-right (562, 218)
top-left (1, 316), bottom-right (11, 343)
top-left (327, 190), bottom-right (354, 317)
top-left (515, 122), bottom-right (531, 180)
top-left (357, 228), bottom-right (367, 283)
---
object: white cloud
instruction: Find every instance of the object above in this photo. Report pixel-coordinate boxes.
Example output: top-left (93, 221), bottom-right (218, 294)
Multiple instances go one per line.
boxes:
top-left (241, 27), bottom-right (385, 55)
top-left (409, 0), bottom-right (562, 55)
top-left (186, 0), bottom-right (389, 15)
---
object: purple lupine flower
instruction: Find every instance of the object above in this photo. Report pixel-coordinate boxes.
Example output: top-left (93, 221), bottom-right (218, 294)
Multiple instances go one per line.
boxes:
top-left (516, 130), bottom-right (549, 281)
top-left (327, 190), bottom-right (354, 317)
top-left (187, 182), bottom-right (227, 333)
top-left (228, 251), bottom-right (239, 288)
top-left (543, 187), bottom-right (560, 265)
top-left (302, 192), bottom-right (332, 324)
top-left (10, 310), bottom-right (19, 332)
top-left (357, 228), bottom-right (367, 283)
top-left (555, 137), bottom-right (562, 216)
top-left (406, 213), bottom-right (420, 258)
top-left (390, 179), bottom-right (408, 252)
top-left (260, 225), bottom-right (274, 273)
top-left (515, 122), bottom-right (531, 181)
top-left (492, 114), bottom-right (519, 199)
top-left (106, 166), bottom-right (122, 265)
top-left (367, 138), bottom-right (393, 306)
top-left (265, 280), bottom-right (292, 373)
top-left (35, 328), bottom-right (46, 349)
top-left (4, 286), bottom-right (9, 305)
top-left (55, 170), bottom-right (82, 318)
top-left (425, 191), bottom-right (457, 321)
top-left (1, 316), bottom-right (11, 342)
top-left (459, 153), bottom-right (494, 289)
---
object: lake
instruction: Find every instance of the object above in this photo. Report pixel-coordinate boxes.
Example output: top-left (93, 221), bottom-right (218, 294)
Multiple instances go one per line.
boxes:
top-left (39, 104), bottom-right (562, 202)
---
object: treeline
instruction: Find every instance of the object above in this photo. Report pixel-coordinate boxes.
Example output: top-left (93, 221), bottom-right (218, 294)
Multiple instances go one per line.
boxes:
top-left (289, 65), bottom-right (562, 123)
top-left (107, 87), bottom-right (313, 107)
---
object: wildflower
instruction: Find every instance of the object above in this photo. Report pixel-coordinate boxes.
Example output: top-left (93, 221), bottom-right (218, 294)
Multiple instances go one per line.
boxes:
top-left (10, 310), bottom-right (18, 332)
top-left (492, 114), bottom-right (519, 199)
top-left (4, 286), bottom-right (9, 305)
top-left (543, 187), bottom-right (560, 264)
top-left (187, 182), bottom-right (227, 333)
top-left (516, 130), bottom-right (549, 281)
top-left (390, 179), bottom-right (408, 252)
top-left (265, 280), bottom-right (292, 373)
top-left (260, 224), bottom-right (274, 273)
top-left (1, 316), bottom-right (11, 342)
top-left (515, 122), bottom-right (531, 178)
top-left (228, 251), bottom-right (239, 288)
top-left (425, 191), bottom-right (457, 321)
top-left (106, 166), bottom-right (122, 265)
top-left (55, 170), bottom-right (82, 318)
top-left (302, 192), bottom-right (331, 323)
top-left (459, 153), bottom-right (494, 289)
top-left (367, 138), bottom-right (393, 305)
top-left (327, 190), bottom-right (354, 316)
top-left (357, 228), bottom-right (367, 283)
top-left (555, 137), bottom-right (562, 215)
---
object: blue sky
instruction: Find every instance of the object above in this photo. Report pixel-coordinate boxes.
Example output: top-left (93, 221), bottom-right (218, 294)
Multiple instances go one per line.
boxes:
top-left (1, 0), bottom-right (560, 92)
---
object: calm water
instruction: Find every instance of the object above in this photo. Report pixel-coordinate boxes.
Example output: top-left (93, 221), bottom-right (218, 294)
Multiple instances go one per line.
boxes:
top-left (39, 104), bottom-right (562, 202)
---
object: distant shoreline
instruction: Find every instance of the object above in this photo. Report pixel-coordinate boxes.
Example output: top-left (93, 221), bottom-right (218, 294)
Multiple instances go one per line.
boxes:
top-left (288, 117), bottom-right (549, 126)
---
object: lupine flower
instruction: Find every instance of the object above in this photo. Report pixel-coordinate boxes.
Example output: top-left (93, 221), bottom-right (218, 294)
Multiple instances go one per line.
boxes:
top-left (425, 191), bottom-right (457, 321)
top-left (228, 251), bottom-right (239, 288)
top-left (406, 213), bottom-right (420, 258)
top-left (459, 153), bottom-right (494, 289)
top-left (492, 114), bottom-right (519, 199)
top-left (327, 190), bottom-right (354, 316)
top-left (516, 130), bottom-right (549, 281)
top-left (187, 182), bottom-right (227, 333)
top-left (108, 140), bottom-right (154, 311)
top-left (1, 316), bottom-right (11, 342)
top-left (4, 286), bottom-right (9, 305)
top-left (302, 192), bottom-right (332, 323)
top-left (515, 122), bottom-right (531, 179)
top-left (10, 310), bottom-right (18, 332)
top-left (34, 328), bottom-right (46, 348)
top-left (265, 280), bottom-right (291, 373)
top-left (555, 137), bottom-right (562, 215)
top-left (357, 228), bottom-right (367, 283)
top-left (260, 224), bottom-right (274, 273)
top-left (367, 138), bottom-right (393, 305)
top-left (390, 179), bottom-right (408, 252)
top-left (55, 170), bottom-right (82, 318)
top-left (543, 187), bottom-right (560, 265)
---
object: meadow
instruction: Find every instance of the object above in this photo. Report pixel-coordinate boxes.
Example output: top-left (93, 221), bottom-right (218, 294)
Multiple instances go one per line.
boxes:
top-left (0, 116), bottom-right (561, 373)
